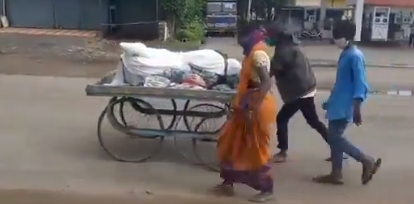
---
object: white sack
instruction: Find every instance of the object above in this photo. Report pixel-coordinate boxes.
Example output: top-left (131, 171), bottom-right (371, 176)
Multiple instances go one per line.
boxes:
top-left (105, 62), bottom-right (145, 86)
top-left (143, 76), bottom-right (170, 88)
top-left (120, 42), bottom-right (179, 59)
top-left (182, 50), bottom-right (225, 74)
top-left (105, 63), bottom-right (125, 86)
top-left (226, 58), bottom-right (242, 75)
top-left (119, 42), bottom-right (148, 57)
top-left (118, 42), bottom-right (242, 77)
top-left (121, 53), bottom-right (184, 77)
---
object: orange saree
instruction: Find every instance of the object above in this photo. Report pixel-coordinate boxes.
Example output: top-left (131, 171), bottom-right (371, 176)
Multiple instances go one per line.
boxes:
top-left (217, 41), bottom-right (277, 193)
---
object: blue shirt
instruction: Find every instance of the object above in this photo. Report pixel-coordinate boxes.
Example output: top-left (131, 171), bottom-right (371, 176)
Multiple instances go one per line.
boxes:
top-left (326, 46), bottom-right (369, 121)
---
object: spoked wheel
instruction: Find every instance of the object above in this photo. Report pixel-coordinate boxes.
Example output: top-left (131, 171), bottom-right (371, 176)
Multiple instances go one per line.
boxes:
top-left (184, 102), bottom-right (228, 172)
top-left (97, 97), bottom-right (164, 162)
top-left (119, 98), bottom-right (178, 130)
top-left (174, 101), bottom-right (227, 166)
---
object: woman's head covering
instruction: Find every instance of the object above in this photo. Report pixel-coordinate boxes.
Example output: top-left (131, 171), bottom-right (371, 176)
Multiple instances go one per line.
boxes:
top-left (240, 29), bottom-right (266, 55)
top-left (332, 19), bottom-right (356, 40)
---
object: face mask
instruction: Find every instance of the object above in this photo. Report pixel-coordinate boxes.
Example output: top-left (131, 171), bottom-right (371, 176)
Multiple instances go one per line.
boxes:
top-left (264, 38), bottom-right (277, 46)
top-left (333, 38), bottom-right (348, 49)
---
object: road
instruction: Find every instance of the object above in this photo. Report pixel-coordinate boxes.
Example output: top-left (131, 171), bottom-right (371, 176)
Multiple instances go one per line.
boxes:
top-left (1, 73), bottom-right (414, 204)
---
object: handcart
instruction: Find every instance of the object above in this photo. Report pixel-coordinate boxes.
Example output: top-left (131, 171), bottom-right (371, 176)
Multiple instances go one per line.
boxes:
top-left (85, 71), bottom-right (236, 171)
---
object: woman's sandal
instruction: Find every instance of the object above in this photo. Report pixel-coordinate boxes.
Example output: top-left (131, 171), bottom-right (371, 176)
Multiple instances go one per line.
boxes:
top-left (273, 152), bottom-right (287, 163)
top-left (362, 158), bottom-right (382, 185)
top-left (248, 192), bottom-right (275, 203)
top-left (312, 174), bottom-right (344, 185)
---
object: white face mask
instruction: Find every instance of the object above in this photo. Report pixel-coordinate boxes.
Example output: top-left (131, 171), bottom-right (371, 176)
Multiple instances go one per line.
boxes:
top-left (333, 38), bottom-right (348, 49)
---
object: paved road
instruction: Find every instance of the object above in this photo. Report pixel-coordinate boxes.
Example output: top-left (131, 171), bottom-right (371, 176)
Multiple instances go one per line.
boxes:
top-left (1, 53), bottom-right (414, 93)
top-left (1, 74), bottom-right (413, 204)
top-left (203, 37), bottom-right (414, 67)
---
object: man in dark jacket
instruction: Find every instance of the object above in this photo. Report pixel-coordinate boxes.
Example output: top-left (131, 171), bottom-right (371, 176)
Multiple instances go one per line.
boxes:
top-left (264, 23), bottom-right (343, 163)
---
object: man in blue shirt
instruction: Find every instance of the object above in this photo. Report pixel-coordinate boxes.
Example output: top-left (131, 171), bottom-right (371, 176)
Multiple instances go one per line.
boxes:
top-left (312, 20), bottom-right (382, 185)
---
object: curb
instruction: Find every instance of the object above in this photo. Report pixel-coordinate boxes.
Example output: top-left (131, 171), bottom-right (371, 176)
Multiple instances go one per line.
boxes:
top-left (310, 60), bottom-right (414, 69)
top-left (319, 89), bottom-right (414, 96)
top-left (383, 90), bottom-right (413, 96)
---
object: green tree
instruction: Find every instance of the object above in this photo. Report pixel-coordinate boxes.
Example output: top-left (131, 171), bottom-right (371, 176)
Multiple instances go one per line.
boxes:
top-left (160, 0), bottom-right (206, 40)
top-left (160, 0), bottom-right (188, 35)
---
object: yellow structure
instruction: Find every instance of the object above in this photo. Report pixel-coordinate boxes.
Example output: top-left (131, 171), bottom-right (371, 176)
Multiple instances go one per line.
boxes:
top-left (295, 0), bottom-right (348, 8)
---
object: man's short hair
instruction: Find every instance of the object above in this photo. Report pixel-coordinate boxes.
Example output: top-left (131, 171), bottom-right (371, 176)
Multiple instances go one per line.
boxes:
top-left (265, 22), bottom-right (300, 44)
top-left (264, 22), bottom-right (287, 38)
top-left (332, 19), bottom-right (356, 40)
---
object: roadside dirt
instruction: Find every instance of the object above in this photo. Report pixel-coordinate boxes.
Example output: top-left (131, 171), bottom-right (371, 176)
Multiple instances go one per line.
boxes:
top-left (0, 54), bottom-right (116, 78)
top-left (0, 189), bottom-right (244, 204)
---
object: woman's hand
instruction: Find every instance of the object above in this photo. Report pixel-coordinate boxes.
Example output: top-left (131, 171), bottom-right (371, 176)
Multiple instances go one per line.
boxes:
top-left (239, 90), bottom-right (256, 110)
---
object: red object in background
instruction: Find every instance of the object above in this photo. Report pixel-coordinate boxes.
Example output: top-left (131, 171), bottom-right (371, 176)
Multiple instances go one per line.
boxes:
top-left (365, 0), bottom-right (414, 7)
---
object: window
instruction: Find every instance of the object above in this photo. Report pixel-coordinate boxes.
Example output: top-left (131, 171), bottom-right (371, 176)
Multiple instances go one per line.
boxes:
top-left (305, 9), bottom-right (316, 22)
top-left (207, 2), bottom-right (222, 13)
top-left (222, 2), bottom-right (236, 13)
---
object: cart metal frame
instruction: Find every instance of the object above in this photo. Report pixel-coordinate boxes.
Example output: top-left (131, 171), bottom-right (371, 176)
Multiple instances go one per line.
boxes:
top-left (85, 71), bottom-right (236, 171)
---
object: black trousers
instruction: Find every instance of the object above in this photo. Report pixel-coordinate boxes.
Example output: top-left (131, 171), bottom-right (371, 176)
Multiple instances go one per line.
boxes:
top-left (276, 97), bottom-right (328, 151)
top-left (409, 34), bottom-right (414, 46)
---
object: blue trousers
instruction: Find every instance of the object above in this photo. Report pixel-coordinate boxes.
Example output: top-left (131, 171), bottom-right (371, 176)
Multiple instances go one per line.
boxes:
top-left (328, 119), bottom-right (364, 172)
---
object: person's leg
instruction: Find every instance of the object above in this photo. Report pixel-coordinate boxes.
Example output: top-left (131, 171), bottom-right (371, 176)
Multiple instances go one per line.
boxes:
top-left (312, 119), bottom-right (348, 184)
top-left (313, 119), bottom-right (382, 185)
top-left (274, 101), bottom-right (301, 162)
top-left (209, 165), bottom-right (235, 196)
top-left (247, 165), bottom-right (274, 203)
top-left (298, 97), bottom-right (348, 161)
top-left (298, 97), bottom-right (328, 140)
top-left (409, 34), bottom-right (414, 46)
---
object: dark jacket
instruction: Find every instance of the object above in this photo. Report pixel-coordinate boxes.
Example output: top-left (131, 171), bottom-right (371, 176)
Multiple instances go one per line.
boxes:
top-left (271, 44), bottom-right (317, 103)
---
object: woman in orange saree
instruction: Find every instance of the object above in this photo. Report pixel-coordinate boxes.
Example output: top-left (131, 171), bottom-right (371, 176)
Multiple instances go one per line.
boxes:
top-left (211, 30), bottom-right (277, 202)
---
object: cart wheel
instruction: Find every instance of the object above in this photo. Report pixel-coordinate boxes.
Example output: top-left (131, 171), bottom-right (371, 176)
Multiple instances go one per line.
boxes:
top-left (174, 131), bottom-right (201, 165)
top-left (183, 101), bottom-right (228, 133)
top-left (185, 102), bottom-right (228, 172)
top-left (192, 125), bottom-right (220, 172)
top-left (119, 97), bottom-right (178, 130)
top-left (97, 97), bottom-right (164, 163)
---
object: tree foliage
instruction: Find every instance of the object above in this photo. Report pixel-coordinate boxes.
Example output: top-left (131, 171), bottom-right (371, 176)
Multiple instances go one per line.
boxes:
top-left (160, 0), bottom-right (206, 41)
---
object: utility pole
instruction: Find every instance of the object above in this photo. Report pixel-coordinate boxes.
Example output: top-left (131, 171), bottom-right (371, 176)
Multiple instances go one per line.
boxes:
top-left (354, 0), bottom-right (364, 41)
top-left (319, 0), bottom-right (327, 30)
top-left (247, 0), bottom-right (252, 21)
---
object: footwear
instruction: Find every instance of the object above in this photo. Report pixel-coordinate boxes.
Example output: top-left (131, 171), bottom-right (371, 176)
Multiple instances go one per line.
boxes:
top-left (208, 184), bottom-right (235, 197)
top-left (248, 192), bottom-right (274, 203)
top-left (361, 158), bottom-right (382, 185)
top-left (312, 173), bottom-right (344, 185)
top-left (273, 151), bottom-right (287, 163)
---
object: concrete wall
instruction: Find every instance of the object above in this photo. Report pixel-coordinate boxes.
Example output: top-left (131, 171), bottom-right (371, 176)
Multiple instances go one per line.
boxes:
top-left (0, 0), bottom-right (3, 16)
top-left (114, 0), bottom-right (157, 24)
top-left (5, 0), bottom-right (110, 30)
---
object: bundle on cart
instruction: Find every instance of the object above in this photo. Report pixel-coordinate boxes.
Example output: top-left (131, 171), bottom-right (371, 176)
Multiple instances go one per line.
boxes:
top-left (105, 42), bottom-right (242, 91)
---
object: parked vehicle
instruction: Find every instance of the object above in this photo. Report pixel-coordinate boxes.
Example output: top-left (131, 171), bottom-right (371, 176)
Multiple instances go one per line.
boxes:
top-left (205, 0), bottom-right (237, 36)
top-left (301, 29), bottom-right (322, 39)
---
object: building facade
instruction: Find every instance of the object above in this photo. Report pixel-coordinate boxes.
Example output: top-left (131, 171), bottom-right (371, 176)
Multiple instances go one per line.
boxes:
top-left (348, 0), bottom-right (414, 41)
top-left (296, 0), bottom-right (348, 7)
top-left (279, 0), bottom-right (351, 39)
top-left (1, 0), bottom-right (158, 30)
